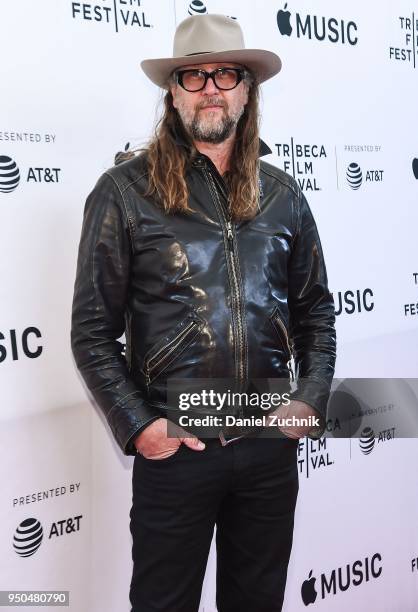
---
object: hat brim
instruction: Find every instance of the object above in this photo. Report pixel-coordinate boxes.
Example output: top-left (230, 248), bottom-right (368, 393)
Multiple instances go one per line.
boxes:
top-left (140, 49), bottom-right (282, 89)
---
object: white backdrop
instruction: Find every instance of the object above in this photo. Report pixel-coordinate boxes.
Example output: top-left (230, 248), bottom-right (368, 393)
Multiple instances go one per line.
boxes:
top-left (1, 0), bottom-right (418, 610)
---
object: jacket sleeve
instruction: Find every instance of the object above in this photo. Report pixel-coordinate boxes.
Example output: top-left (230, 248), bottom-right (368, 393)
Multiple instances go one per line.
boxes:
top-left (70, 172), bottom-right (161, 456)
top-left (287, 187), bottom-right (337, 439)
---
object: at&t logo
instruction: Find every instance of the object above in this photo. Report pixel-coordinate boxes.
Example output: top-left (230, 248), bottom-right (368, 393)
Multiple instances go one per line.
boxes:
top-left (0, 155), bottom-right (20, 193)
top-left (359, 426), bottom-right (375, 455)
top-left (188, 0), bottom-right (207, 15)
top-left (277, 4), bottom-right (358, 46)
top-left (13, 518), bottom-right (43, 557)
top-left (347, 162), bottom-right (362, 190)
top-left (346, 162), bottom-right (384, 190)
top-left (13, 515), bottom-right (83, 557)
top-left (0, 156), bottom-right (61, 192)
top-left (187, 1), bottom-right (237, 20)
top-left (359, 426), bottom-right (395, 455)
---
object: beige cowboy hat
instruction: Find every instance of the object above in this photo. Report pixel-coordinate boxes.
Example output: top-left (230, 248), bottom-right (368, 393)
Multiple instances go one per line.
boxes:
top-left (140, 14), bottom-right (282, 89)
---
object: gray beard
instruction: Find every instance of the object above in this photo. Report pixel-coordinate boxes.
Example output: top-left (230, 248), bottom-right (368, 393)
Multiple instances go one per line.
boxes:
top-left (176, 100), bottom-right (245, 144)
top-left (189, 114), bottom-right (236, 144)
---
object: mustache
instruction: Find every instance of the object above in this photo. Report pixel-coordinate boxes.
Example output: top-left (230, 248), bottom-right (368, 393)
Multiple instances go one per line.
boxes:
top-left (197, 98), bottom-right (227, 110)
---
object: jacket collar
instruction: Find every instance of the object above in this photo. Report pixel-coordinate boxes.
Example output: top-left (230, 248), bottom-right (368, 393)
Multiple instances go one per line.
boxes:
top-left (258, 138), bottom-right (272, 157)
top-left (171, 119), bottom-right (272, 158)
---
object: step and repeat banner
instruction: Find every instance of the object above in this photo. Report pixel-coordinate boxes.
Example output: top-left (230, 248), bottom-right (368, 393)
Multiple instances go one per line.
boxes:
top-left (1, 0), bottom-right (418, 610)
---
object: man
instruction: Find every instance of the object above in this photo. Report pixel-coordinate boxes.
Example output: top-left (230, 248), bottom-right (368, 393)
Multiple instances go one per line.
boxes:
top-left (71, 13), bottom-right (336, 612)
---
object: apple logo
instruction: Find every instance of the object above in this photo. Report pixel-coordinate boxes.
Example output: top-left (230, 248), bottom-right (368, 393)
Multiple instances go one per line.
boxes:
top-left (114, 142), bottom-right (135, 166)
top-left (413, 158), bottom-right (418, 179)
top-left (277, 3), bottom-right (292, 36)
top-left (301, 569), bottom-right (317, 606)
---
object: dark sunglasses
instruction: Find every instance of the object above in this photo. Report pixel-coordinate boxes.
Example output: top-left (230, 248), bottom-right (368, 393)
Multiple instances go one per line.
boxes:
top-left (175, 67), bottom-right (246, 92)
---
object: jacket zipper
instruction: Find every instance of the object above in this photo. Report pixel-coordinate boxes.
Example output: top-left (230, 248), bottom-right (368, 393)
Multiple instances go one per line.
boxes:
top-left (204, 167), bottom-right (247, 390)
top-left (225, 217), bottom-right (246, 384)
top-left (226, 221), bottom-right (234, 251)
top-left (272, 311), bottom-right (294, 381)
top-left (145, 320), bottom-right (197, 386)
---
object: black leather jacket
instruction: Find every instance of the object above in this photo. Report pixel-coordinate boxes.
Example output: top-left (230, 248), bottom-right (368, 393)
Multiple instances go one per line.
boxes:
top-left (71, 138), bottom-right (336, 456)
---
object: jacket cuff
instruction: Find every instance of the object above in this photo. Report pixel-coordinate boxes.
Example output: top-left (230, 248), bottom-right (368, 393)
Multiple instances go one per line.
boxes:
top-left (106, 395), bottom-right (162, 456)
top-left (124, 415), bottom-right (162, 456)
top-left (289, 376), bottom-right (330, 440)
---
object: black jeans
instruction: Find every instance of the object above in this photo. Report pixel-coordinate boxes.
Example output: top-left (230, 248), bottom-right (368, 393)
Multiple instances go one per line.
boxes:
top-left (129, 435), bottom-right (299, 612)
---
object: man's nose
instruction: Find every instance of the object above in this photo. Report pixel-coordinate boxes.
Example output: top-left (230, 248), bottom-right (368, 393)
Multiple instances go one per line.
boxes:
top-left (202, 74), bottom-right (220, 95)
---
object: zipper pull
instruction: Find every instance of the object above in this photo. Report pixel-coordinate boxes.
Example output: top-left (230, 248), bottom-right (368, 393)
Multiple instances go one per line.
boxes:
top-left (226, 221), bottom-right (234, 251)
top-left (287, 360), bottom-right (295, 382)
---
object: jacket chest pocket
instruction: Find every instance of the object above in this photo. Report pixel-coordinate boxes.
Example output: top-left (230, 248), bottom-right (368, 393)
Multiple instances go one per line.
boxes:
top-left (269, 306), bottom-right (292, 362)
top-left (143, 312), bottom-right (203, 386)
